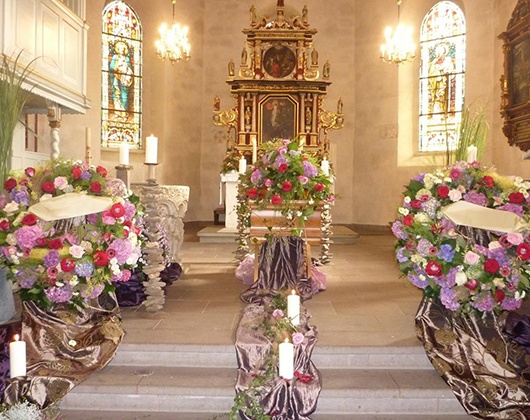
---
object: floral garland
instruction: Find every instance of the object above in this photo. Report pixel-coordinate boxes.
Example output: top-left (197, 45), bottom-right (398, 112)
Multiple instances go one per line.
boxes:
top-left (237, 139), bottom-right (333, 235)
top-left (220, 149), bottom-right (241, 174)
top-left (391, 161), bottom-right (530, 314)
top-left (0, 159), bottom-right (143, 310)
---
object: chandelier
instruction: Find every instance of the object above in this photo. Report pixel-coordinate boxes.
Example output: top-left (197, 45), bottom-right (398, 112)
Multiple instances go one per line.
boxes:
top-left (380, 0), bottom-right (415, 64)
top-left (155, 0), bottom-right (191, 64)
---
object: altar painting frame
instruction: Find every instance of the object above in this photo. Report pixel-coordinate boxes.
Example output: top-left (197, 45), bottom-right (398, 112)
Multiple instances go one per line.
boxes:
top-left (259, 95), bottom-right (298, 144)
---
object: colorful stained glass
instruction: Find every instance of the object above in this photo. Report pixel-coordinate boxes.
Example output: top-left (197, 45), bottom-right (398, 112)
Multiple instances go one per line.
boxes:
top-left (101, 1), bottom-right (142, 149)
top-left (419, 2), bottom-right (465, 153)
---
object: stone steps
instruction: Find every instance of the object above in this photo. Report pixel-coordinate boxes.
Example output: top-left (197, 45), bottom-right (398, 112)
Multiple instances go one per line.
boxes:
top-left (59, 343), bottom-right (469, 419)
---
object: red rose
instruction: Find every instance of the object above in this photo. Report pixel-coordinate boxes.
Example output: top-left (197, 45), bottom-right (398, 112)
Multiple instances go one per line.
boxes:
top-left (271, 194), bottom-right (283, 205)
top-left (509, 192), bottom-right (525, 204)
top-left (437, 185), bottom-right (449, 198)
top-left (481, 176), bottom-right (494, 189)
top-left (71, 166), bottom-right (82, 179)
top-left (21, 213), bottom-right (37, 226)
top-left (48, 238), bottom-right (63, 249)
top-left (314, 183), bottom-right (324, 192)
top-left (425, 260), bottom-right (442, 277)
top-left (24, 167), bottom-right (35, 177)
top-left (93, 251), bottom-right (109, 267)
top-left (411, 200), bottom-right (422, 209)
top-left (60, 258), bottom-right (76, 273)
top-left (96, 165), bottom-right (108, 177)
top-left (110, 203), bottom-right (126, 218)
top-left (278, 163), bottom-right (289, 173)
top-left (282, 181), bottom-right (292, 192)
top-left (3, 178), bottom-right (16, 191)
top-left (517, 243), bottom-right (530, 261)
top-left (36, 237), bottom-right (47, 247)
top-left (402, 214), bottom-right (414, 226)
top-left (41, 181), bottom-right (55, 194)
top-left (464, 279), bottom-right (478, 291)
top-left (0, 220), bottom-right (9, 231)
top-left (90, 181), bottom-right (102, 194)
top-left (495, 289), bottom-right (505, 302)
top-left (246, 188), bottom-right (259, 199)
top-left (484, 258), bottom-right (499, 273)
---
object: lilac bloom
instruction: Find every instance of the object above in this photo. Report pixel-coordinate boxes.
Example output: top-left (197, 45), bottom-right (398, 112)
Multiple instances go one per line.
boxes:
top-left (440, 287), bottom-right (460, 311)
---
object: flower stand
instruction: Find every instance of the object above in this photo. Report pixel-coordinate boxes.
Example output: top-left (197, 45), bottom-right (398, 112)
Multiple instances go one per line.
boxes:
top-left (416, 297), bottom-right (530, 419)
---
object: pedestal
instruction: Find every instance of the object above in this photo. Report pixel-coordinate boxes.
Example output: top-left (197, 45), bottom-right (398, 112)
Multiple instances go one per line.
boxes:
top-left (221, 171), bottom-right (240, 229)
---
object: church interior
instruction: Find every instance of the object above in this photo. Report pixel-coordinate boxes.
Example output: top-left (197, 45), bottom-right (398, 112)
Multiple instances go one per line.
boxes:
top-left (2, 0), bottom-right (530, 418)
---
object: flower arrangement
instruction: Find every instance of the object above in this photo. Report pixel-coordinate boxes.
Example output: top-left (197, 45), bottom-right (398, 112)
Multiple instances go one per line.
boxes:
top-left (220, 149), bottom-right (241, 174)
top-left (392, 161), bottom-right (530, 314)
top-left (0, 159), bottom-right (143, 310)
top-left (238, 139), bottom-right (333, 234)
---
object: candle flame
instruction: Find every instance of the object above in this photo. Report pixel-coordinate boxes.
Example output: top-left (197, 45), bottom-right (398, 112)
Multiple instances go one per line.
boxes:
top-left (13, 334), bottom-right (19, 342)
top-left (291, 289), bottom-right (296, 295)
top-left (284, 338), bottom-right (289, 343)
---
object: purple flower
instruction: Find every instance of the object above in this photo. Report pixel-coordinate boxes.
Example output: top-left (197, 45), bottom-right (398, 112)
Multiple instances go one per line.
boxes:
top-left (272, 309), bottom-right (284, 318)
top-left (112, 269), bottom-right (132, 282)
top-left (408, 271), bottom-right (428, 289)
top-left (108, 238), bottom-right (133, 264)
top-left (463, 190), bottom-right (488, 206)
top-left (438, 244), bottom-right (455, 263)
top-left (45, 285), bottom-right (73, 303)
top-left (421, 198), bottom-right (440, 218)
top-left (498, 203), bottom-right (524, 217)
top-left (81, 284), bottom-right (104, 299)
top-left (413, 173), bottom-right (425, 182)
top-left (440, 287), bottom-right (460, 311)
top-left (391, 221), bottom-right (408, 240)
top-left (123, 202), bottom-right (136, 220)
top-left (292, 332), bottom-right (304, 345)
top-left (43, 249), bottom-right (60, 268)
top-left (250, 169), bottom-right (262, 185)
top-left (86, 213), bottom-right (99, 224)
top-left (302, 161), bottom-right (318, 177)
top-left (14, 225), bottom-right (43, 250)
top-left (501, 296), bottom-right (523, 311)
top-left (17, 274), bottom-right (36, 289)
top-left (416, 239), bottom-right (433, 257)
top-left (396, 247), bottom-right (408, 263)
top-left (274, 155), bottom-right (288, 168)
top-left (75, 262), bottom-right (94, 277)
top-left (80, 170), bottom-right (92, 180)
top-left (434, 267), bottom-right (458, 288)
top-left (10, 188), bottom-right (29, 206)
top-left (471, 292), bottom-right (495, 312)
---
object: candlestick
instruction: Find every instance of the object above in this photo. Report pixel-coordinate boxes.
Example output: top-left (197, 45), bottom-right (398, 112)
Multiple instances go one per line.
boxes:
top-left (321, 157), bottom-right (330, 177)
top-left (119, 142), bottom-right (130, 166)
top-left (287, 289), bottom-right (300, 326)
top-left (467, 145), bottom-right (478, 163)
top-left (9, 334), bottom-right (26, 378)
top-left (252, 138), bottom-right (257, 163)
top-left (145, 163), bottom-right (159, 185)
top-left (279, 338), bottom-right (294, 380)
top-left (145, 135), bottom-right (158, 164)
top-left (239, 157), bottom-right (247, 174)
top-left (85, 127), bottom-right (91, 163)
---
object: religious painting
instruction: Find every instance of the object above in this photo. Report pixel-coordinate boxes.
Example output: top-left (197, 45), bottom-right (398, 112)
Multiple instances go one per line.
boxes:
top-left (263, 46), bottom-right (296, 78)
top-left (510, 37), bottom-right (530, 107)
top-left (260, 95), bottom-right (297, 143)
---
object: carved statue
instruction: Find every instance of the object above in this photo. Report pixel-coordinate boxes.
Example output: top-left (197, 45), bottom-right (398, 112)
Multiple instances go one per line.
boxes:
top-left (241, 47), bottom-right (248, 65)
top-left (228, 59), bottom-right (235, 76)
top-left (213, 95), bottom-right (220, 111)
top-left (311, 48), bottom-right (318, 66)
top-left (302, 5), bottom-right (308, 24)
top-left (305, 107), bottom-right (312, 125)
top-left (245, 106), bottom-right (252, 126)
top-left (323, 60), bottom-right (330, 79)
top-left (250, 6), bottom-right (257, 24)
top-left (337, 98), bottom-right (343, 114)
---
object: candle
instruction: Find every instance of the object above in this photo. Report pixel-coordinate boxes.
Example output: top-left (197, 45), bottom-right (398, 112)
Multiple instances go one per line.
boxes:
top-left (287, 289), bottom-right (300, 326)
top-left (252, 138), bottom-right (257, 163)
top-left (467, 145), bottom-right (478, 163)
top-left (9, 334), bottom-right (26, 378)
top-left (85, 127), bottom-right (91, 150)
top-left (145, 135), bottom-right (158, 164)
top-left (278, 338), bottom-right (294, 380)
top-left (119, 142), bottom-right (129, 166)
top-left (239, 157), bottom-right (247, 174)
top-left (321, 158), bottom-right (330, 176)
top-left (219, 179), bottom-right (223, 206)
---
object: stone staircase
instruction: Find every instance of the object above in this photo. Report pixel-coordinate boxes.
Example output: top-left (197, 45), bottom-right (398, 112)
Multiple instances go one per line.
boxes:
top-left (59, 342), bottom-right (470, 419)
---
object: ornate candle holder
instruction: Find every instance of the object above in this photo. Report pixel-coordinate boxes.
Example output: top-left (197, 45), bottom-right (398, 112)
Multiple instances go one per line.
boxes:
top-left (115, 164), bottom-right (133, 189)
top-left (145, 163), bottom-right (159, 185)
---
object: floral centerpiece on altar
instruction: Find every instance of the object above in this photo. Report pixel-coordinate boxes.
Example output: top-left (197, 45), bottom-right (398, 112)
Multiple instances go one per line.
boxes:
top-left (237, 139), bottom-right (333, 235)
top-left (0, 159), bottom-right (143, 310)
top-left (392, 161), bottom-right (530, 314)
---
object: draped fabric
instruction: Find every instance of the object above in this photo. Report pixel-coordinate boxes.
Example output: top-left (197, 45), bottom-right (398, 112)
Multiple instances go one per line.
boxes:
top-left (416, 297), bottom-right (530, 419)
top-left (235, 303), bottom-right (321, 419)
top-left (2, 293), bottom-right (124, 408)
top-left (240, 237), bottom-right (320, 303)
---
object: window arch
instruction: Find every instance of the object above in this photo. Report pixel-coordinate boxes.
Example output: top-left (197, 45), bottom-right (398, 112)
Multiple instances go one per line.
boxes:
top-left (101, 1), bottom-right (142, 149)
top-left (418, 1), bottom-right (465, 153)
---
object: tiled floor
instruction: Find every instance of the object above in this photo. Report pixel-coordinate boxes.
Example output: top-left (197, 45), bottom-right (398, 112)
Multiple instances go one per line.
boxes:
top-left (121, 226), bottom-right (424, 348)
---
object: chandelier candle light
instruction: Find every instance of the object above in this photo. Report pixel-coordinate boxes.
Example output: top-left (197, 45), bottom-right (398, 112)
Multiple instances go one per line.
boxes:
top-left (9, 334), bottom-right (26, 378)
top-left (156, 0), bottom-right (191, 65)
top-left (380, 0), bottom-right (416, 64)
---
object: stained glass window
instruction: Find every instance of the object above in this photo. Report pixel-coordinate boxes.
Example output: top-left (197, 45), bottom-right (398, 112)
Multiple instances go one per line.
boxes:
top-left (418, 1), bottom-right (465, 153)
top-left (101, 1), bottom-right (142, 149)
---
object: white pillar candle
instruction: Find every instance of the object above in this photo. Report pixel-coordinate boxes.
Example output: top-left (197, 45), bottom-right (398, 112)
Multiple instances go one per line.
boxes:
top-left (466, 145), bottom-right (478, 163)
top-left (239, 157), bottom-right (247, 174)
top-left (252, 138), bottom-right (257, 164)
top-left (145, 135), bottom-right (158, 164)
top-left (321, 158), bottom-right (330, 176)
top-left (287, 289), bottom-right (300, 326)
top-left (119, 142), bottom-right (129, 166)
top-left (278, 338), bottom-right (294, 380)
top-left (9, 334), bottom-right (26, 378)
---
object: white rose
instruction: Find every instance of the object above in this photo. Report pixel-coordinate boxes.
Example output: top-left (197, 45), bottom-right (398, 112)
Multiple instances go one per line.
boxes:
top-left (493, 278), bottom-right (505, 288)
top-left (3, 202), bottom-right (19, 213)
top-left (448, 189), bottom-right (462, 202)
top-left (455, 271), bottom-right (467, 286)
top-left (398, 207), bottom-right (410, 216)
top-left (69, 245), bottom-right (85, 259)
top-left (403, 197), bottom-right (411, 203)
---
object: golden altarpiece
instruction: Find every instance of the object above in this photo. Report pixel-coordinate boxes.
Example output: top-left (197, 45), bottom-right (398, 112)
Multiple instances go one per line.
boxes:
top-left (213, 1), bottom-right (344, 262)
